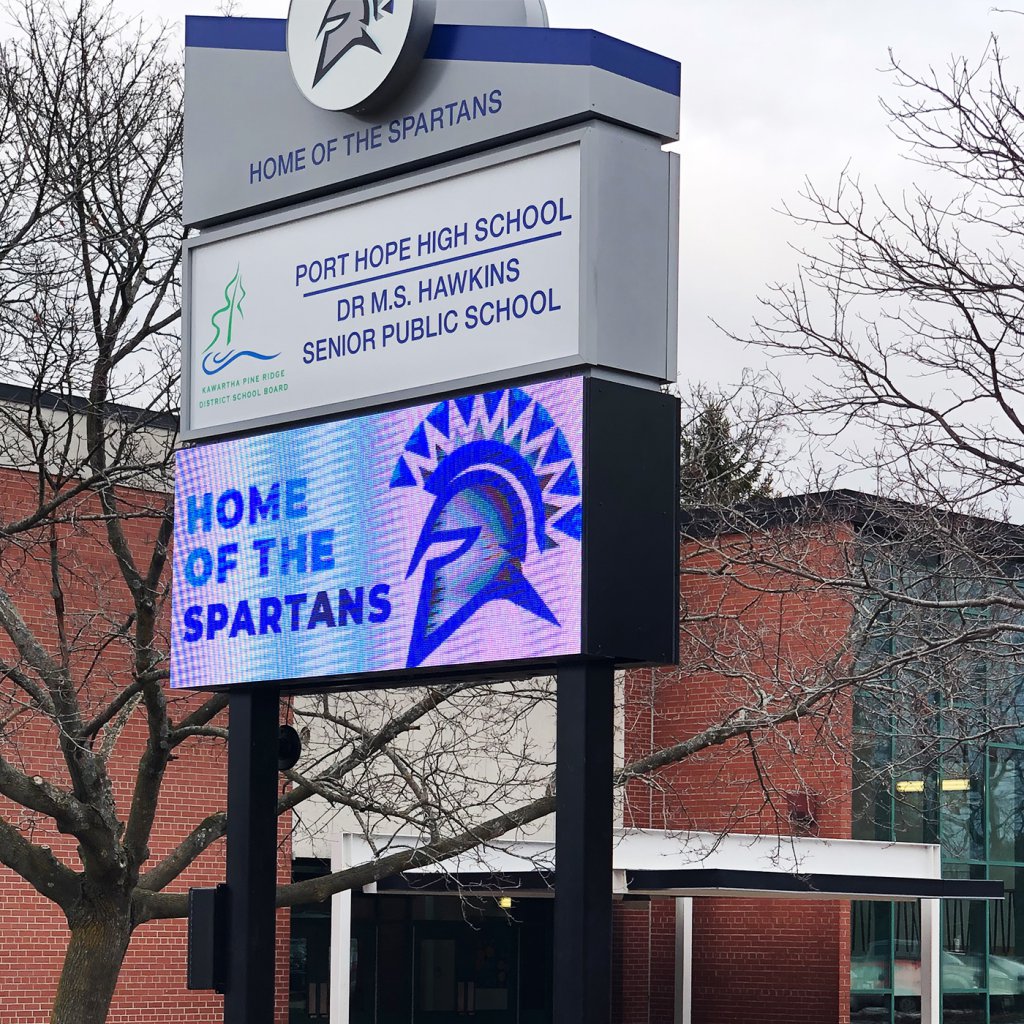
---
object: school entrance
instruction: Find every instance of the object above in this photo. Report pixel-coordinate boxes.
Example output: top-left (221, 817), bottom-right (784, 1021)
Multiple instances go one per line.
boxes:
top-left (290, 877), bottom-right (554, 1024)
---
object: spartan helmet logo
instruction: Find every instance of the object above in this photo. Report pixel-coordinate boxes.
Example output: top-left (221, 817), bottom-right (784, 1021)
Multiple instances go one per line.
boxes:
top-left (314, 1), bottom-right (393, 88)
top-left (287, 0), bottom-right (436, 113)
top-left (392, 389), bottom-right (583, 669)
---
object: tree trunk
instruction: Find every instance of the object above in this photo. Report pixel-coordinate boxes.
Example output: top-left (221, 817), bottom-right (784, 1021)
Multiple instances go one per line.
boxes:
top-left (50, 896), bottom-right (132, 1024)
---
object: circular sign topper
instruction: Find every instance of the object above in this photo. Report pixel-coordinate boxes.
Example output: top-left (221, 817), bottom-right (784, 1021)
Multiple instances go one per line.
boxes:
top-left (287, 0), bottom-right (437, 114)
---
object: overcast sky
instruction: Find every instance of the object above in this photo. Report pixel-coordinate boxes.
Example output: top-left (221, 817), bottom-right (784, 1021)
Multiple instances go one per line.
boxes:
top-left (119, 0), bottom-right (1023, 397)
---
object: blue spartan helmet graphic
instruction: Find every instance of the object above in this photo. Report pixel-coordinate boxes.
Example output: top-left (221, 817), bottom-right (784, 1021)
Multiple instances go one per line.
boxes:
top-left (391, 389), bottom-right (583, 669)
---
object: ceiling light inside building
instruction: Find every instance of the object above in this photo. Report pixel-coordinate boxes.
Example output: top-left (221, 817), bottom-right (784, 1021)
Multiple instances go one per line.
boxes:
top-left (896, 780), bottom-right (925, 794)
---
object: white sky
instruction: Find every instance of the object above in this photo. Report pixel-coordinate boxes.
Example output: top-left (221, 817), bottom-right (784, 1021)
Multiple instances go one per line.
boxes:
top-left (9, 0), bottom-right (1017, 492)
top-left (119, 0), bottom-right (1024, 396)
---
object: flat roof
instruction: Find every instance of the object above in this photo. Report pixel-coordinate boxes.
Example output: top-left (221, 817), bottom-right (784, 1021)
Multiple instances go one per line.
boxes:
top-left (335, 828), bottom-right (1003, 903)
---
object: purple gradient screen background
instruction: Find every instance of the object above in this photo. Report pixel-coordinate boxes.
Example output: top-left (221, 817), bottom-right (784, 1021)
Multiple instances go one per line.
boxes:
top-left (170, 377), bottom-right (584, 689)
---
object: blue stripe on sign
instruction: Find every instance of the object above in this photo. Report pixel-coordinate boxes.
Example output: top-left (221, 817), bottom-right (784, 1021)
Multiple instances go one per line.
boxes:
top-left (185, 16), bottom-right (286, 53)
top-left (184, 17), bottom-right (681, 98)
top-left (426, 25), bottom-right (680, 97)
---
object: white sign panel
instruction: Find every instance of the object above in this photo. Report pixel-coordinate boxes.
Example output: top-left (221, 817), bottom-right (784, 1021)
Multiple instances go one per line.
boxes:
top-left (186, 144), bottom-right (581, 437)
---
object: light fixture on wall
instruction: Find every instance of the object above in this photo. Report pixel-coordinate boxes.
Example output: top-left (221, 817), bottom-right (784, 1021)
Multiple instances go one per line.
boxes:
top-left (785, 792), bottom-right (819, 834)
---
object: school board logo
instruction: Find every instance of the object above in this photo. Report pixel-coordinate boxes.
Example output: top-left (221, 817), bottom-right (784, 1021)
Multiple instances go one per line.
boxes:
top-left (287, 0), bottom-right (437, 113)
top-left (201, 266), bottom-right (280, 377)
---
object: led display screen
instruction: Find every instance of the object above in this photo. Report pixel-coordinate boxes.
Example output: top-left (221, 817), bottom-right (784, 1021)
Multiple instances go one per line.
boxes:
top-left (170, 377), bottom-right (584, 689)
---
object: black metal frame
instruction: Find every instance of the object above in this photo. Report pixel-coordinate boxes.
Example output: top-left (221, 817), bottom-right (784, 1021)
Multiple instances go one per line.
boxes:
top-left (626, 868), bottom-right (1004, 902)
top-left (582, 377), bottom-right (680, 665)
top-left (554, 661), bottom-right (616, 1024)
top-left (187, 884), bottom-right (228, 992)
top-left (224, 689), bottom-right (280, 1024)
top-left (375, 869), bottom-right (1004, 903)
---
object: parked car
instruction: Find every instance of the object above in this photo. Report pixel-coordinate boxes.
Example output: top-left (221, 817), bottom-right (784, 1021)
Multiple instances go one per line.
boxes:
top-left (851, 941), bottom-right (985, 1000)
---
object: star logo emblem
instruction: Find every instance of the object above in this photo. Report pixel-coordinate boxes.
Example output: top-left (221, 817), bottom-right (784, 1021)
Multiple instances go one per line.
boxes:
top-left (314, 0), bottom-right (395, 88)
top-left (287, 0), bottom-right (436, 113)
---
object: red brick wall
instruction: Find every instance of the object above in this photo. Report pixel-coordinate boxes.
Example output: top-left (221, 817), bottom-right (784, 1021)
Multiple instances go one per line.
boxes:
top-left (612, 900), bottom-right (679, 1024)
top-left (622, 526), bottom-right (858, 1024)
top-left (614, 902), bottom-right (653, 1022)
top-left (0, 467), bottom-right (291, 1023)
top-left (688, 899), bottom-right (850, 1024)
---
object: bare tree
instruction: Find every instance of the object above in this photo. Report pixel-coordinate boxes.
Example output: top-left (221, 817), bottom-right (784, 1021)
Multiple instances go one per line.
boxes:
top-left (0, 1), bottom-right (191, 1020)
top-left (699, 29), bottom-right (1024, 854)
top-left (8, 6), bottom-right (1012, 1024)
top-left (739, 36), bottom-right (1024, 514)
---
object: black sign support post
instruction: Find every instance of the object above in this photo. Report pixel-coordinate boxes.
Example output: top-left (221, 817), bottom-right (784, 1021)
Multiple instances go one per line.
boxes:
top-left (554, 660), bottom-right (615, 1024)
top-left (225, 688), bottom-right (280, 1024)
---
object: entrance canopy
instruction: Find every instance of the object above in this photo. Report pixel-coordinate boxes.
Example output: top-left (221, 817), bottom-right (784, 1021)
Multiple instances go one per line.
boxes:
top-left (325, 829), bottom-right (1001, 1024)
top-left (350, 828), bottom-right (1002, 903)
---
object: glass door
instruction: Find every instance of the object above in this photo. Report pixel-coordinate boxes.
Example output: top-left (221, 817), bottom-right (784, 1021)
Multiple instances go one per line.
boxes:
top-left (414, 920), bottom-right (519, 1023)
top-left (290, 903), bottom-right (332, 1024)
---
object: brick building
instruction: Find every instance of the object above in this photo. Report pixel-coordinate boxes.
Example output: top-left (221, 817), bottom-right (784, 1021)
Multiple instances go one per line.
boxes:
top-left (289, 492), bottom-right (1012, 1024)
top-left (617, 501), bottom-right (859, 1024)
top-left (0, 386), bottom-right (292, 1024)
top-left (0, 400), bottom-right (1012, 1024)
top-left (606, 493), bottom-right (1024, 1024)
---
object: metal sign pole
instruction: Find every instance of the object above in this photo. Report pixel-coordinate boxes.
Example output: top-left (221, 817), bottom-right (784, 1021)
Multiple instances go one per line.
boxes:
top-left (554, 661), bottom-right (615, 1024)
top-left (225, 688), bottom-right (280, 1024)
